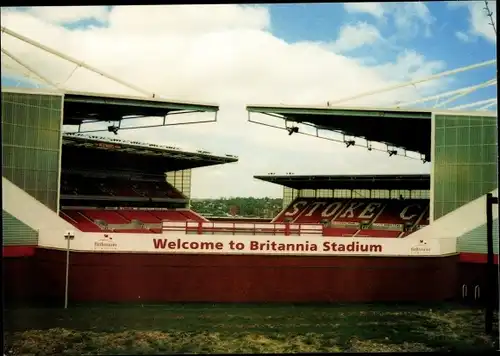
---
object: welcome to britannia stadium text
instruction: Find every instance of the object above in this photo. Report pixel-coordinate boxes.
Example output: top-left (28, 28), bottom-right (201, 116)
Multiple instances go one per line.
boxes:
top-left (152, 239), bottom-right (383, 253)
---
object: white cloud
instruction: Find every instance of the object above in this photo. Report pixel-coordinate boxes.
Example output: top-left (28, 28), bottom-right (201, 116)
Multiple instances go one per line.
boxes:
top-left (455, 30), bottom-right (474, 42)
top-left (330, 22), bottom-right (383, 53)
top-left (344, 3), bottom-right (386, 19)
top-left (344, 2), bottom-right (435, 38)
top-left (1, 5), bottom-right (444, 198)
top-left (107, 5), bottom-right (270, 34)
top-left (374, 50), bottom-right (446, 81)
top-left (467, 1), bottom-right (497, 42)
top-left (448, 1), bottom-right (497, 43)
top-left (388, 2), bottom-right (435, 37)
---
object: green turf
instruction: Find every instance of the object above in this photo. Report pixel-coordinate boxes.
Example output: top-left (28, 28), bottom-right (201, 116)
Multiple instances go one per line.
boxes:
top-left (4, 303), bottom-right (499, 355)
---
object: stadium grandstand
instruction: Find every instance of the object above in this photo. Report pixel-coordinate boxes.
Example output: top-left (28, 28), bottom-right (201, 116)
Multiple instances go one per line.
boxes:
top-left (59, 133), bottom-right (237, 234)
top-left (248, 104), bottom-right (498, 266)
top-left (1, 24), bottom-right (498, 306)
top-left (2, 87), bottom-right (238, 253)
top-left (254, 174), bottom-right (430, 238)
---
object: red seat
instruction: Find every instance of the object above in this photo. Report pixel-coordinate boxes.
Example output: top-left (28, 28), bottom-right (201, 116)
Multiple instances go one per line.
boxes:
top-left (322, 228), bottom-right (359, 237)
top-left (180, 210), bottom-right (207, 222)
top-left (82, 210), bottom-right (130, 224)
top-left (272, 198), bottom-right (430, 231)
top-left (118, 210), bottom-right (161, 223)
top-left (272, 198), bottom-right (313, 223)
top-left (61, 210), bottom-right (102, 232)
top-left (356, 229), bottom-right (401, 238)
top-left (112, 229), bottom-right (151, 233)
top-left (373, 199), bottom-right (428, 226)
top-left (60, 174), bottom-right (185, 200)
top-left (153, 211), bottom-right (192, 221)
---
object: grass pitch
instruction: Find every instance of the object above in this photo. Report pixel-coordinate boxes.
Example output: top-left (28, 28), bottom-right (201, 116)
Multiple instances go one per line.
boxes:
top-left (3, 303), bottom-right (498, 355)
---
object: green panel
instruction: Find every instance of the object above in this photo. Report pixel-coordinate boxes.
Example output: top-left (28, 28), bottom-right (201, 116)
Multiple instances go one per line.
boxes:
top-left (166, 169), bottom-right (191, 200)
top-left (282, 187), bottom-right (298, 209)
top-left (2, 210), bottom-right (38, 246)
top-left (433, 114), bottom-right (498, 220)
top-left (1, 92), bottom-right (63, 212)
top-left (458, 218), bottom-right (499, 254)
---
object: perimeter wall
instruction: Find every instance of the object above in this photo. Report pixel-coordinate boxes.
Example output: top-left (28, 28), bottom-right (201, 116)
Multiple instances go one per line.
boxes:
top-left (4, 248), bottom-right (459, 305)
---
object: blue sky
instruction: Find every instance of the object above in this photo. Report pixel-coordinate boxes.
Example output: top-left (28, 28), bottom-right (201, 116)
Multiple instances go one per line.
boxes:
top-left (268, 2), bottom-right (497, 108)
top-left (0, 3), bottom-right (497, 197)
top-left (2, 3), bottom-right (497, 110)
top-left (272, 2), bottom-right (495, 63)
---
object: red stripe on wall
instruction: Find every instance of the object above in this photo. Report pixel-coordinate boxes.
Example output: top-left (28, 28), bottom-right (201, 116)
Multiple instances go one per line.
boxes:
top-left (460, 252), bottom-right (499, 264)
top-left (3, 246), bottom-right (36, 257)
top-left (1, 246), bottom-right (497, 264)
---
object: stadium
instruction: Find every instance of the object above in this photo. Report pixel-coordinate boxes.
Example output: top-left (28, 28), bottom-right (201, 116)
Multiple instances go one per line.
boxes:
top-left (3, 89), bottom-right (498, 305)
top-left (1, 26), bottom-right (498, 307)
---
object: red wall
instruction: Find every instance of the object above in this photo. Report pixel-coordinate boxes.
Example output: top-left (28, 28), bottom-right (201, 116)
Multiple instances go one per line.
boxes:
top-left (3, 246), bottom-right (36, 257)
top-left (4, 248), bottom-right (461, 304)
top-left (3, 256), bottom-right (38, 303)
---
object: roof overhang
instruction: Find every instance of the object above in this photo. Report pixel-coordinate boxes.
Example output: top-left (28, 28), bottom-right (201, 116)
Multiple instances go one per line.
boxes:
top-left (254, 174), bottom-right (430, 191)
top-left (247, 104), bottom-right (433, 159)
top-left (1, 87), bottom-right (220, 131)
top-left (63, 90), bottom-right (219, 126)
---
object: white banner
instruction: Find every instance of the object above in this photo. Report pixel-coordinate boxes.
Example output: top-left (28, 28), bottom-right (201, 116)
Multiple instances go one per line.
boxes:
top-left (38, 229), bottom-right (455, 257)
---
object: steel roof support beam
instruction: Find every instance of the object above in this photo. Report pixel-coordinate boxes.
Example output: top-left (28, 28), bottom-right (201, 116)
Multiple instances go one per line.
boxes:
top-left (327, 59), bottom-right (496, 105)
top-left (395, 79), bottom-right (497, 108)
top-left (71, 111), bottom-right (218, 134)
top-left (1, 26), bottom-right (156, 98)
top-left (1, 47), bottom-right (61, 89)
top-left (247, 111), bottom-right (423, 160)
top-left (479, 101), bottom-right (498, 110)
top-left (434, 79), bottom-right (497, 108)
top-left (448, 98), bottom-right (497, 110)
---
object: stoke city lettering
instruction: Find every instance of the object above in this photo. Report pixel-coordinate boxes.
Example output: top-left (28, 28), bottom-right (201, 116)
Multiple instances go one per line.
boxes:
top-left (285, 200), bottom-right (425, 222)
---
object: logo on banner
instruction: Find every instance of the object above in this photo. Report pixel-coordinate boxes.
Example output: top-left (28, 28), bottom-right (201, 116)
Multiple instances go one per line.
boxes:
top-left (410, 240), bottom-right (431, 255)
top-left (94, 234), bottom-right (117, 250)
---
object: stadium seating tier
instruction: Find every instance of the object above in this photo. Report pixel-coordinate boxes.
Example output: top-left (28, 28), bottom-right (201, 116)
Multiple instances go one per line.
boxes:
top-left (60, 174), bottom-right (185, 199)
top-left (59, 173), bottom-right (428, 238)
top-left (273, 197), bottom-right (429, 238)
top-left (61, 208), bottom-right (206, 232)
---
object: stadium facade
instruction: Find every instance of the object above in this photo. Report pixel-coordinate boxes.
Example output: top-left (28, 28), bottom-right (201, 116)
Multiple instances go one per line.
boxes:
top-left (2, 89), bottom-right (498, 305)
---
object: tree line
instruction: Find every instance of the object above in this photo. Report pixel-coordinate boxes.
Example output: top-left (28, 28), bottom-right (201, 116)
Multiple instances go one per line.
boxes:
top-left (191, 197), bottom-right (283, 218)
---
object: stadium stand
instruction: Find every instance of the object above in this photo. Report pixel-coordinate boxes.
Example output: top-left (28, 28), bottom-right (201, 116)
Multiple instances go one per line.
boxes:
top-left (256, 174), bottom-right (431, 238)
top-left (60, 207), bottom-right (210, 232)
top-left (56, 133), bottom-right (237, 233)
top-left (59, 138), bottom-right (430, 238)
top-left (273, 197), bottom-right (429, 238)
top-left (61, 174), bottom-right (185, 199)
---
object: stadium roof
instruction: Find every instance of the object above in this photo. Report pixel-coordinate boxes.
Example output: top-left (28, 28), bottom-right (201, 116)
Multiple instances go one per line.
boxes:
top-left (63, 90), bottom-right (219, 126)
top-left (2, 88), bottom-right (219, 127)
top-left (254, 174), bottom-right (430, 190)
top-left (246, 104), bottom-right (432, 159)
top-left (63, 134), bottom-right (238, 171)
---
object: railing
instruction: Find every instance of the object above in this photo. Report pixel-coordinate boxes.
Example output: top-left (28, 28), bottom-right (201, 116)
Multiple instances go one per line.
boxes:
top-left (161, 221), bottom-right (411, 237)
top-left (162, 221), bottom-right (324, 236)
top-left (461, 284), bottom-right (482, 301)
